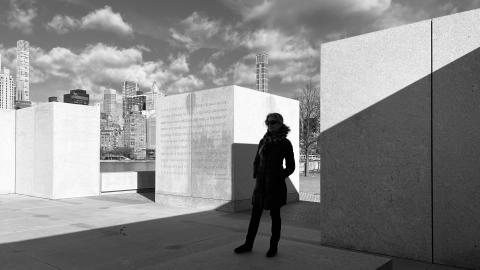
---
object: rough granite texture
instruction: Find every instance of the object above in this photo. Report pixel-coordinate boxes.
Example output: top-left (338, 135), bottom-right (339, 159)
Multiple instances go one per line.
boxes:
top-left (156, 86), bottom-right (299, 212)
top-left (0, 109), bottom-right (15, 194)
top-left (321, 9), bottom-right (480, 268)
top-left (320, 19), bottom-right (432, 261)
top-left (432, 10), bottom-right (480, 268)
top-left (15, 103), bottom-right (100, 199)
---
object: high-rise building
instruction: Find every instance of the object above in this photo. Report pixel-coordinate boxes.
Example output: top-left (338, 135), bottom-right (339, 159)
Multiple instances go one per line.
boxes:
top-left (100, 116), bottom-right (124, 154)
top-left (0, 56), bottom-right (15, 109)
top-left (146, 112), bottom-right (156, 159)
top-left (122, 81), bottom-right (139, 117)
top-left (256, 52), bottom-right (268, 92)
top-left (146, 81), bottom-right (165, 111)
top-left (16, 40), bottom-right (30, 101)
top-left (124, 94), bottom-right (146, 114)
top-left (124, 105), bottom-right (146, 160)
top-left (103, 89), bottom-right (117, 116)
top-left (64, 89), bottom-right (89, 105)
top-left (48, 96), bottom-right (58, 102)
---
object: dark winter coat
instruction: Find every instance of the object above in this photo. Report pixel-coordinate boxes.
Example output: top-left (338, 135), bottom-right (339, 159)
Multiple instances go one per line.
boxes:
top-left (252, 137), bottom-right (295, 209)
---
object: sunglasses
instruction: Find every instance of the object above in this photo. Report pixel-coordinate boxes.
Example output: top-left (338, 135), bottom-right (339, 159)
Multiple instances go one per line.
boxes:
top-left (265, 120), bottom-right (280, 126)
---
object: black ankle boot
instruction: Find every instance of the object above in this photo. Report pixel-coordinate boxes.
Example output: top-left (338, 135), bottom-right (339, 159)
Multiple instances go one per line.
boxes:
top-left (266, 246), bottom-right (277, 257)
top-left (234, 243), bottom-right (252, 254)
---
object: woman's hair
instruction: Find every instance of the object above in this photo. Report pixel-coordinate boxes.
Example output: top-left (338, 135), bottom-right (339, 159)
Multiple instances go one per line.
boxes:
top-left (265, 112), bottom-right (291, 134)
top-left (265, 113), bottom-right (284, 124)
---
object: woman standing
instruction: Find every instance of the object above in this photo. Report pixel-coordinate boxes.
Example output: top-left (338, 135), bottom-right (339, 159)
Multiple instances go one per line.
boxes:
top-left (234, 112), bottom-right (295, 258)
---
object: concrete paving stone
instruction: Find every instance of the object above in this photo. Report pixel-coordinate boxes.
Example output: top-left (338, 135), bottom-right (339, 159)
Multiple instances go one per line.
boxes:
top-left (0, 216), bottom-right (71, 235)
top-left (299, 191), bottom-right (320, 202)
top-left (1, 253), bottom-right (60, 270)
top-left (0, 196), bottom-right (66, 210)
top-left (138, 236), bottom-right (391, 270)
top-left (6, 193), bottom-right (471, 270)
top-left (3, 222), bottom-right (240, 269)
top-left (180, 210), bottom-right (322, 245)
top-left (391, 258), bottom-right (468, 270)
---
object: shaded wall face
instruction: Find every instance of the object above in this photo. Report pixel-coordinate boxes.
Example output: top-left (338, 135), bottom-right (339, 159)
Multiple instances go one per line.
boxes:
top-left (432, 11), bottom-right (480, 268)
top-left (321, 8), bottom-right (480, 268)
top-left (0, 110), bottom-right (15, 194)
top-left (321, 20), bottom-right (432, 261)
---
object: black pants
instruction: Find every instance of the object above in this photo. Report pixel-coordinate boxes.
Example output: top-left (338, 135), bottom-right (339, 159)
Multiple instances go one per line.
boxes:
top-left (245, 203), bottom-right (281, 247)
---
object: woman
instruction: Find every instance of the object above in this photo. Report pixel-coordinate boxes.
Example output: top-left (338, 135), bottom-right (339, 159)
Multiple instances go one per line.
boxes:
top-left (234, 112), bottom-right (295, 258)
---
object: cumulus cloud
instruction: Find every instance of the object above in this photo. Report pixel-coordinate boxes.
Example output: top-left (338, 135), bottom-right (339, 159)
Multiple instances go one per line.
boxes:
top-left (200, 61), bottom-right (231, 86)
top-left (1, 43), bottom-right (204, 102)
top-left (201, 62), bottom-right (217, 76)
top-left (46, 6), bottom-right (133, 36)
top-left (80, 5), bottom-right (133, 36)
top-left (269, 59), bottom-right (318, 84)
top-left (231, 61), bottom-right (256, 85)
top-left (0, 45), bottom-right (17, 70)
top-left (170, 12), bottom-right (318, 64)
top-left (7, 0), bottom-right (37, 34)
top-left (372, 3), bottom-right (429, 30)
top-left (46, 15), bottom-right (79, 34)
top-left (241, 28), bottom-right (317, 61)
top-left (169, 12), bottom-right (237, 51)
top-left (169, 75), bottom-right (204, 93)
top-left (167, 11), bottom-right (320, 87)
top-left (223, 0), bottom-right (390, 28)
top-left (181, 11), bottom-right (221, 38)
top-left (371, 0), bottom-right (480, 31)
top-left (168, 54), bottom-right (189, 73)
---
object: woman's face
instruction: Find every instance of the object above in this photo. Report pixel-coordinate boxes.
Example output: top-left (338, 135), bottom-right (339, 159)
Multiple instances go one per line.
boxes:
top-left (266, 117), bottom-right (282, 133)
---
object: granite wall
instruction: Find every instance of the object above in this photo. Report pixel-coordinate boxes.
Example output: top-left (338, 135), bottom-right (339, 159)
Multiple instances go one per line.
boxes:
top-left (320, 20), bottom-right (432, 261)
top-left (156, 85), bottom-right (299, 211)
top-left (0, 109), bottom-right (15, 194)
top-left (432, 10), bottom-right (480, 268)
top-left (321, 9), bottom-right (480, 268)
top-left (15, 103), bottom-right (100, 199)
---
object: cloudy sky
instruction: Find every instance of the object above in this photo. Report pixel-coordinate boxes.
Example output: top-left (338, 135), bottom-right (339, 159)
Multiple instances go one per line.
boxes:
top-left (1, 0), bottom-right (480, 104)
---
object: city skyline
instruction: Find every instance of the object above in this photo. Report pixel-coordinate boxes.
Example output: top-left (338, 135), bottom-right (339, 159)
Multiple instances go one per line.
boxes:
top-left (1, 0), bottom-right (480, 105)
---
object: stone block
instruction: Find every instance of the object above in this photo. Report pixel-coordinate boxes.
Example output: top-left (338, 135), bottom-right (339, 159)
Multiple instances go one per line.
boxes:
top-left (320, 20), bottom-right (432, 261)
top-left (156, 85), bottom-right (299, 211)
top-left (432, 9), bottom-right (480, 268)
top-left (15, 103), bottom-right (100, 199)
top-left (0, 109), bottom-right (15, 194)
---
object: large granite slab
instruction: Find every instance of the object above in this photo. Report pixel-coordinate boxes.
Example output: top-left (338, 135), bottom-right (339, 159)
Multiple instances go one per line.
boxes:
top-left (156, 85), bottom-right (299, 211)
top-left (15, 103), bottom-right (100, 199)
top-left (0, 109), bottom-right (15, 194)
top-left (320, 20), bottom-right (432, 261)
top-left (432, 9), bottom-right (480, 269)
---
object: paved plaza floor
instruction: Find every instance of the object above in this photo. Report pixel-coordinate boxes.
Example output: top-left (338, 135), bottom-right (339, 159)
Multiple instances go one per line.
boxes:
top-left (0, 190), bottom-right (468, 270)
top-left (299, 172), bottom-right (321, 202)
